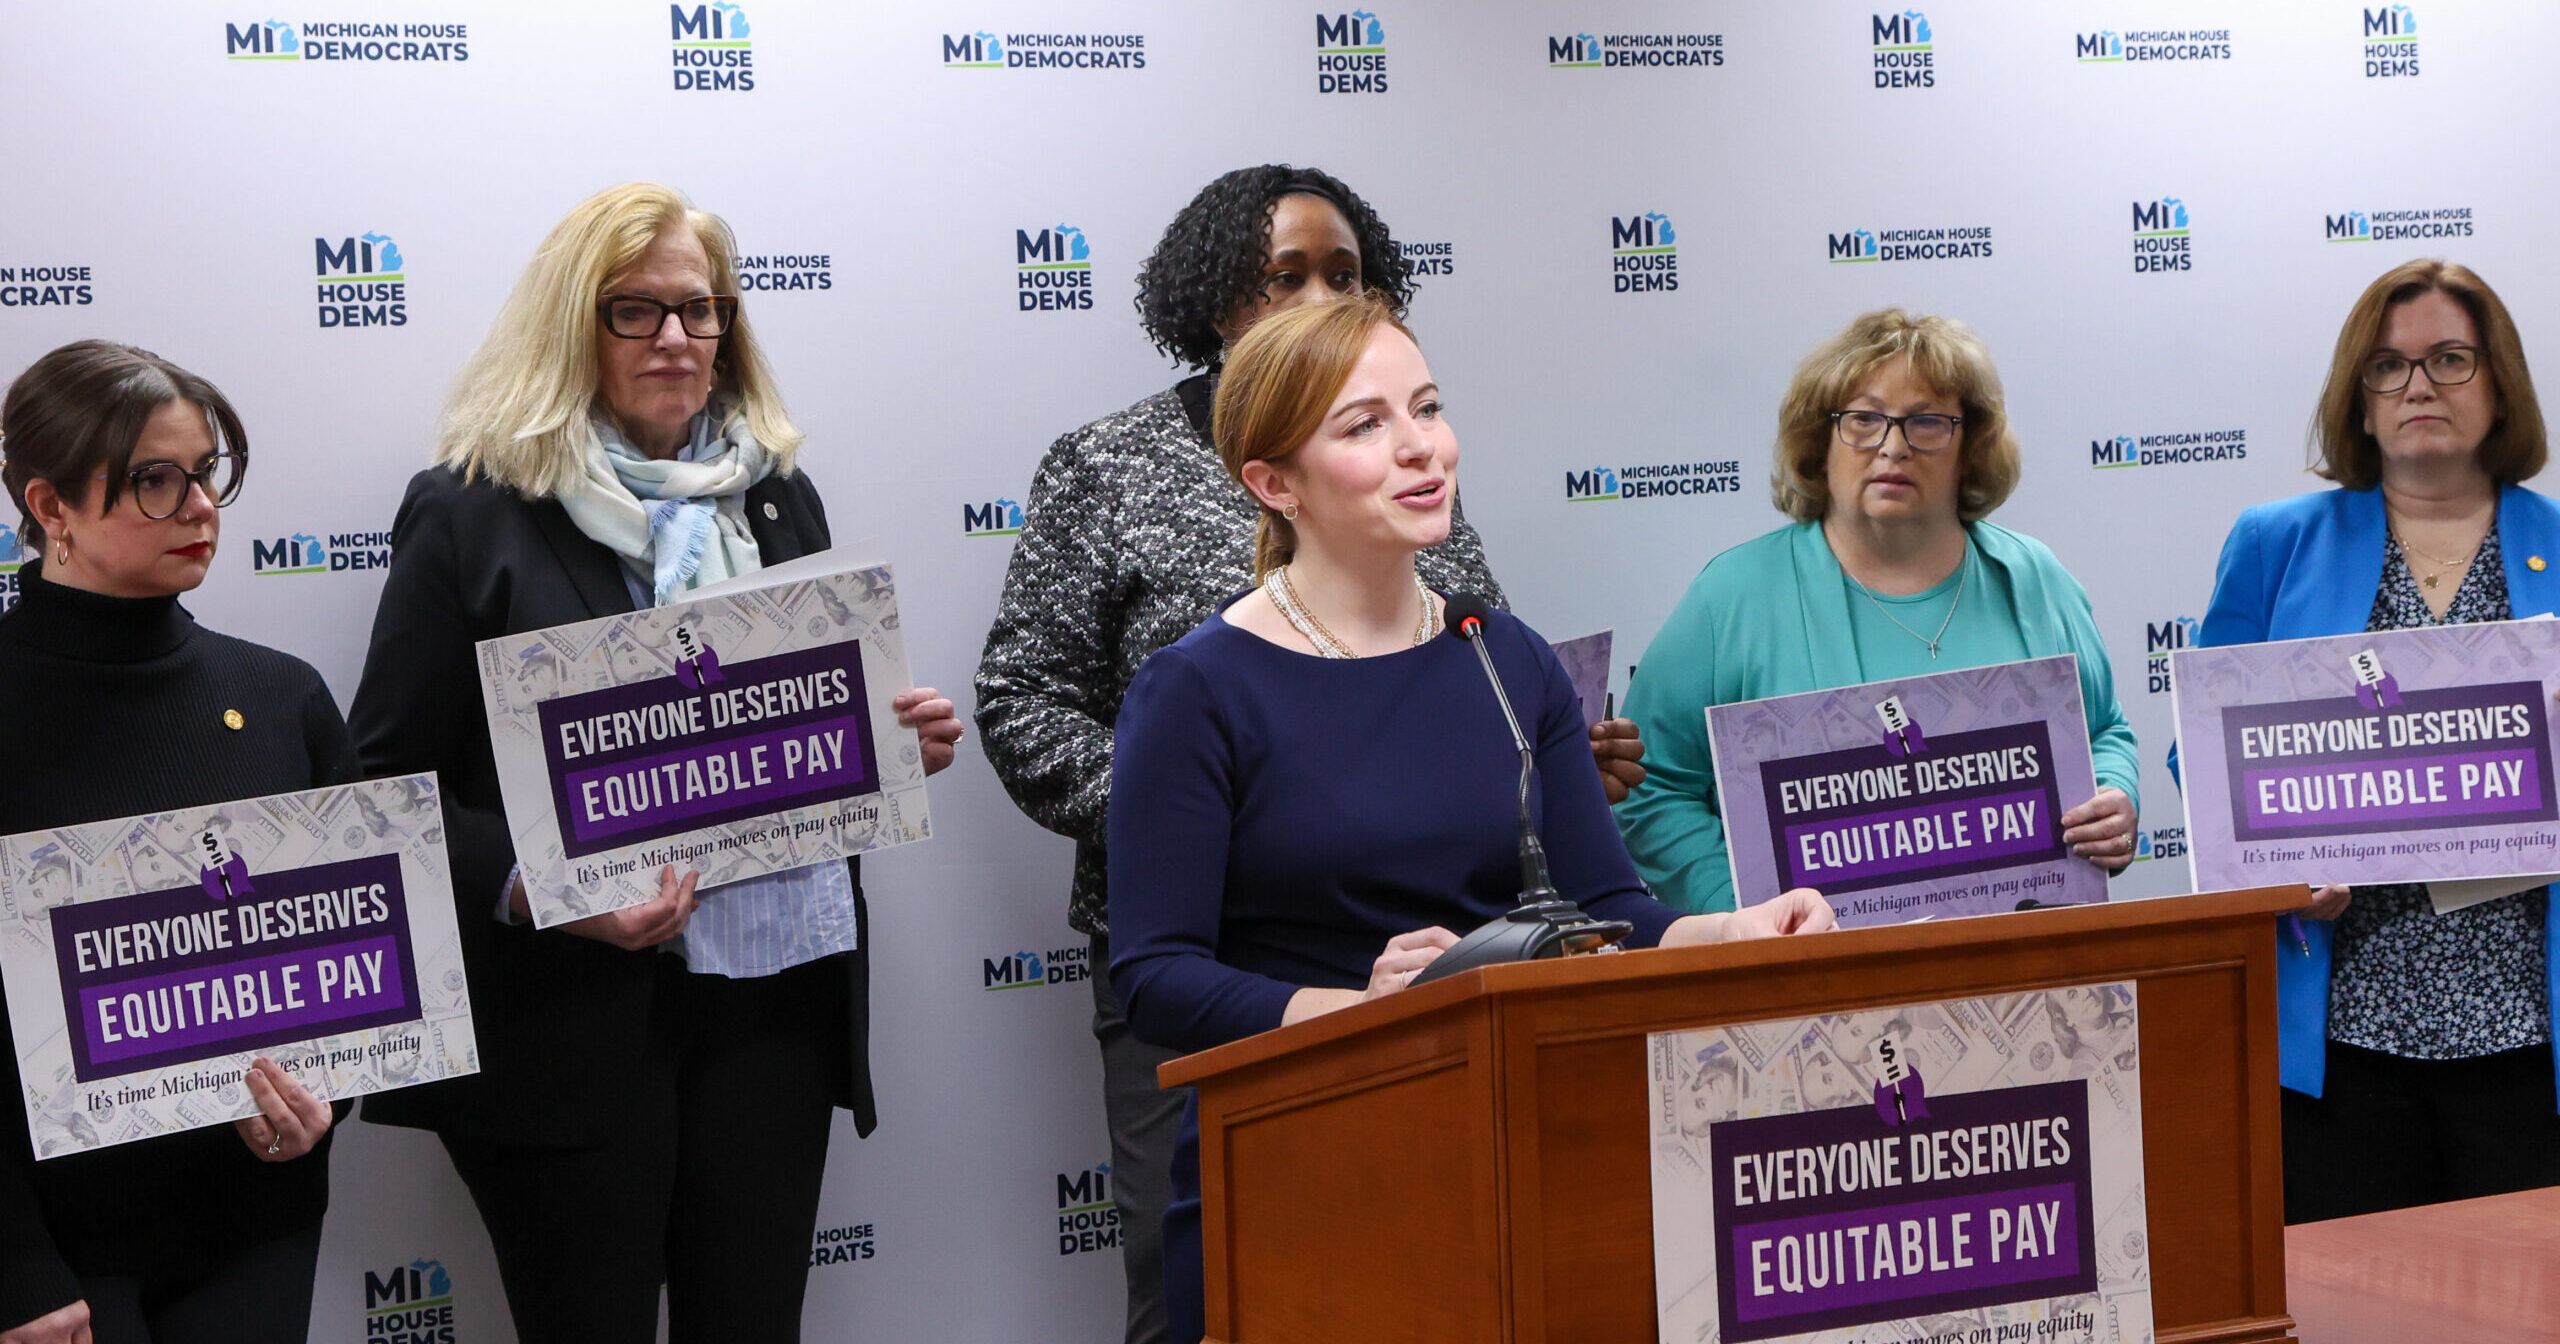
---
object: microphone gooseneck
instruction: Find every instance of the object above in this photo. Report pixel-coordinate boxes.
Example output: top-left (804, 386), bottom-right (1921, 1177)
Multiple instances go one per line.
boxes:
top-left (1444, 594), bottom-right (1552, 903)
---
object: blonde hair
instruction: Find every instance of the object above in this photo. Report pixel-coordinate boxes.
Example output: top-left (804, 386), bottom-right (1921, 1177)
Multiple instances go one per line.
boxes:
top-left (1212, 296), bottom-right (1415, 578)
top-left (435, 182), bottom-right (802, 497)
top-left (2312, 259), bottom-right (2544, 489)
top-left (1771, 309), bottom-right (2022, 524)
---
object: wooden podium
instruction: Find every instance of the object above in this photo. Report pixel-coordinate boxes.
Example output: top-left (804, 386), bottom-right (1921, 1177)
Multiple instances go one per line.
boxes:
top-left (1160, 886), bottom-right (2305, 1344)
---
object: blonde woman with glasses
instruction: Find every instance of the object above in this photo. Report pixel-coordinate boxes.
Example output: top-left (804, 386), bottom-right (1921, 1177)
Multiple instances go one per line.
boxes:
top-left (347, 183), bottom-right (960, 1343)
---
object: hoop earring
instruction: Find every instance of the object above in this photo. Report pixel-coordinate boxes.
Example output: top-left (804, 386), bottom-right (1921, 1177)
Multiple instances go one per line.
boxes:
top-left (51, 534), bottom-right (69, 568)
top-left (1280, 504), bottom-right (1300, 522)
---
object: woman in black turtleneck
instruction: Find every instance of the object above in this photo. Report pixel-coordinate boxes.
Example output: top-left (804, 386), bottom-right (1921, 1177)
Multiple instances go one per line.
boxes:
top-left (0, 342), bottom-right (348, 1344)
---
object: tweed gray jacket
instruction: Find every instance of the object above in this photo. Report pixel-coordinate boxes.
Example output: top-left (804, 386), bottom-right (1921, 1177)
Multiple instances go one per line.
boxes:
top-left (972, 378), bottom-right (1507, 935)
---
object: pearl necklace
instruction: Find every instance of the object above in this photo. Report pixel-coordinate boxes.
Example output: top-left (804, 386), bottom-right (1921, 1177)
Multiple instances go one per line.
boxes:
top-left (1264, 565), bottom-right (1439, 658)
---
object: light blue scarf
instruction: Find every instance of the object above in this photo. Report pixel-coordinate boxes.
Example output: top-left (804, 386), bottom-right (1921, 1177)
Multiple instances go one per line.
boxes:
top-left (557, 402), bottom-right (774, 605)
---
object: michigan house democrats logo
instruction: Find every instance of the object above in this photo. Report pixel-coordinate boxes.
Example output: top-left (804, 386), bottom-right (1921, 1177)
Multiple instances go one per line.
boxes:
top-left (1402, 240), bottom-right (1453, 280)
top-left (1871, 10), bottom-right (1934, 87)
top-left (671, 3), bottom-right (753, 91)
top-left (0, 524), bottom-right (21, 616)
top-left (1055, 1163), bottom-right (1120, 1255)
top-left (316, 233), bottom-right (407, 328)
top-left (361, 1257), bottom-right (454, 1344)
top-left (737, 250), bottom-right (830, 292)
top-left (0, 263), bottom-right (93, 308)
top-left (1566, 460), bottom-right (1741, 502)
top-left (982, 944), bottom-right (1090, 990)
top-left (2364, 5), bottom-right (2417, 76)
top-left (940, 29), bottom-right (1145, 69)
top-left (2074, 28), bottom-right (2231, 62)
top-left (1827, 225), bottom-right (1992, 263)
top-left (962, 498), bottom-right (1023, 538)
top-left (2130, 198), bottom-right (2191, 273)
top-left (2143, 614), bottom-right (2197, 694)
top-left (2324, 205), bottom-right (2472, 243)
top-left (811, 1220), bottom-right (877, 1268)
top-left (1610, 213), bottom-right (1677, 293)
top-left (1317, 10), bottom-right (1387, 93)
top-left (2090, 428), bottom-right (2244, 471)
top-left (1547, 30), bottom-right (1723, 69)
top-left (1016, 226), bottom-right (1092, 312)
top-left (2131, 825), bottom-right (2187, 863)
top-left (251, 529), bottom-right (393, 577)
top-left (225, 19), bottom-right (469, 62)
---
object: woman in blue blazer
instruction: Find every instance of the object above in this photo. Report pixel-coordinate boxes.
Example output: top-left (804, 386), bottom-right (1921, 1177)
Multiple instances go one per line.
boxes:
top-left (2199, 259), bottom-right (2560, 1222)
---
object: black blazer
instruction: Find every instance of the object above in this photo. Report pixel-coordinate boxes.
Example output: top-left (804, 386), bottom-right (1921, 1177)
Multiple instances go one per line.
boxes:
top-left (350, 465), bottom-right (874, 1146)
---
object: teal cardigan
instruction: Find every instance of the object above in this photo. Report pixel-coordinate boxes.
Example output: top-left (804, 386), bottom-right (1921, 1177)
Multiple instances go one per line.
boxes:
top-left (1619, 519), bottom-right (2139, 914)
top-left (2197, 483), bottom-right (2560, 1101)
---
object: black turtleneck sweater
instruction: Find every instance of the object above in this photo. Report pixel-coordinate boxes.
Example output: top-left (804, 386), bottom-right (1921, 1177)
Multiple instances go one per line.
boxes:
top-left (0, 563), bottom-right (356, 1320)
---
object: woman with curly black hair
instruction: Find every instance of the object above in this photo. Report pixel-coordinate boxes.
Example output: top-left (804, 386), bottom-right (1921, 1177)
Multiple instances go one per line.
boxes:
top-left (977, 164), bottom-right (1646, 1344)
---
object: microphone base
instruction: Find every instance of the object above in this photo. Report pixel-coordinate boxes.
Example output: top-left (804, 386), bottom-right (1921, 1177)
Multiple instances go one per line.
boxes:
top-left (1408, 898), bottom-right (1635, 987)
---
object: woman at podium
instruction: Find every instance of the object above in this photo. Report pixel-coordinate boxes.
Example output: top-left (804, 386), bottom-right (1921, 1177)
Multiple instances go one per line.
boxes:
top-left (1615, 309), bottom-right (2141, 914)
top-left (2196, 260), bottom-right (2560, 1222)
top-left (1105, 296), bottom-right (1834, 1342)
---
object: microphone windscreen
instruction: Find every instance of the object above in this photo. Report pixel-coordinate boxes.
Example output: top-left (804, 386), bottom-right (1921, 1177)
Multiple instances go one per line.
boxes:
top-left (1443, 593), bottom-right (1493, 640)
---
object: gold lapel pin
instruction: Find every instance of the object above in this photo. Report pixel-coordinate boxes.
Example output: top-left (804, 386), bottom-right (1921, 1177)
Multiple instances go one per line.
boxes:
top-left (2532, 556), bottom-right (2549, 572)
top-left (222, 709), bottom-right (245, 731)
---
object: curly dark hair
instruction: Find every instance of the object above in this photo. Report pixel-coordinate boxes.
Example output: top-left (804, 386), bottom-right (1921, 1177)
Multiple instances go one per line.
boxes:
top-left (1134, 165), bottom-right (1414, 370)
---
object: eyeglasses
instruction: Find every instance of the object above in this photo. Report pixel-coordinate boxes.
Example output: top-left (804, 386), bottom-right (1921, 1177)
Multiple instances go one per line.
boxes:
top-left (1831, 410), bottom-right (1964, 453)
top-left (596, 293), bottom-right (739, 340)
top-left (99, 452), bottom-right (246, 520)
top-left (2360, 345), bottom-right (2481, 395)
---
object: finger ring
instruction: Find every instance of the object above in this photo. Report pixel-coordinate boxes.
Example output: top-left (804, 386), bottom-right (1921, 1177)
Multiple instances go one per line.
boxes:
top-left (267, 1130), bottom-right (283, 1155)
top-left (952, 725), bottom-right (966, 745)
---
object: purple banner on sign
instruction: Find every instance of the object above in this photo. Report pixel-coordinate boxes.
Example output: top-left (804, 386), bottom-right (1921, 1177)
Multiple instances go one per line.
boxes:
top-left (2218, 681), bottom-right (2558, 842)
top-left (559, 712), bottom-right (871, 848)
top-left (1758, 720), bottom-right (2066, 896)
top-left (1711, 1080), bottom-right (2096, 1342)
top-left (1780, 788), bottom-right (2056, 887)
top-left (536, 642), bottom-right (879, 860)
top-left (1728, 1182), bottom-right (2082, 1323)
top-left (47, 853), bottom-right (421, 1083)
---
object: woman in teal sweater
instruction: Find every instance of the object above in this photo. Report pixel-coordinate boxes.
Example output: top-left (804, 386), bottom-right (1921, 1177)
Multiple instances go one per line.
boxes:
top-left (1620, 310), bottom-right (2140, 913)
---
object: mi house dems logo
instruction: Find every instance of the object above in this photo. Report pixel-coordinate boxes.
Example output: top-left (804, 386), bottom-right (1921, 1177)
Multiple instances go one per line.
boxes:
top-left (962, 497), bottom-right (1023, 538)
top-left (2072, 27), bottom-right (2232, 62)
top-left (1055, 1163), bottom-right (1120, 1256)
top-left (2130, 197), bottom-right (2191, 273)
top-left (1610, 213), bottom-right (1677, 293)
top-left (1015, 225), bottom-right (1092, 311)
top-left (315, 233), bottom-right (406, 327)
top-left (2090, 427), bottom-right (2246, 471)
top-left (670, 3), bottom-right (753, 91)
top-left (1566, 460), bottom-right (1742, 502)
top-left (1316, 10), bottom-right (1387, 93)
top-left (224, 18), bottom-right (469, 61)
top-left (1827, 224), bottom-right (1992, 263)
top-left (1871, 10), bottom-right (1934, 87)
top-left (2325, 205), bottom-right (2473, 243)
top-left (939, 29), bottom-right (1145, 69)
top-left (361, 1257), bottom-right (453, 1344)
top-left (1546, 30), bottom-right (1723, 69)
top-left (2364, 5), bottom-right (2418, 77)
top-left (252, 529), bottom-right (393, 577)
top-left (982, 945), bottom-right (1090, 990)
top-left (2143, 613), bottom-right (2197, 695)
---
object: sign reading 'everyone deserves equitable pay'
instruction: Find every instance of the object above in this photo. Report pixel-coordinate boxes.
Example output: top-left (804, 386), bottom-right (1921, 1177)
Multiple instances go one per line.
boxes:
top-left (1708, 656), bottom-right (2107, 926)
top-left (2172, 619), bottom-right (2560, 891)
top-left (0, 775), bottom-right (477, 1156)
top-left (479, 556), bottom-right (931, 927)
top-left (1649, 985), bottom-right (2154, 1344)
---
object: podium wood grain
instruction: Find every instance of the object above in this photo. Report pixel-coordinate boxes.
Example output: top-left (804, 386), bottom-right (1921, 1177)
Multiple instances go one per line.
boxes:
top-left (2285, 1186), bottom-right (2560, 1344)
top-left (1162, 886), bottom-right (2307, 1344)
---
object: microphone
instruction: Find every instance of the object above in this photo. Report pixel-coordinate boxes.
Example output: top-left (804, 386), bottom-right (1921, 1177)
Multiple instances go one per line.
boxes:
top-left (1410, 596), bottom-right (1633, 986)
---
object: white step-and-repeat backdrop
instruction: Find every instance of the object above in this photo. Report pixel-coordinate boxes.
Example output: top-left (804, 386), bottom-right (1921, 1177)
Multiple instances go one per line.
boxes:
top-left (0, 3), bottom-right (2546, 1340)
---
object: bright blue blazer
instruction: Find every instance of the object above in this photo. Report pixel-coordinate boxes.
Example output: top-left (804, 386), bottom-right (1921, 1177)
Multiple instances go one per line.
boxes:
top-left (2197, 483), bottom-right (2560, 1100)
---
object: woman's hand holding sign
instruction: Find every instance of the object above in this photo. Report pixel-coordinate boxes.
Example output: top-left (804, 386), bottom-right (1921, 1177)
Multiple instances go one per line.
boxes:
top-left (895, 688), bottom-right (963, 777)
top-left (2062, 786), bottom-right (2138, 873)
top-left (0, 1300), bottom-right (89, 1344)
top-left (514, 865), bottom-right (701, 948)
top-left (235, 1056), bottom-right (332, 1162)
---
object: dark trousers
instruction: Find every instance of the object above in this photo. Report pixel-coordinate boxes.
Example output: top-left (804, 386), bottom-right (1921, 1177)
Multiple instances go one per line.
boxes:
top-left (2283, 1040), bottom-right (2560, 1223)
top-left (1092, 931), bottom-right (1188, 1344)
top-left (79, 1223), bottom-right (321, 1344)
top-left (1165, 1094), bottom-right (1205, 1344)
top-left (444, 953), bottom-right (849, 1343)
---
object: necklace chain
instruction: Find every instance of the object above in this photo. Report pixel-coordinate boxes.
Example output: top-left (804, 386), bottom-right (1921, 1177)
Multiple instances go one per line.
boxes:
top-left (1267, 565), bottom-right (1438, 658)
top-left (1845, 550), bottom-right (1968, 659)
top-left (2389, 521), bottom-right (2486, 593)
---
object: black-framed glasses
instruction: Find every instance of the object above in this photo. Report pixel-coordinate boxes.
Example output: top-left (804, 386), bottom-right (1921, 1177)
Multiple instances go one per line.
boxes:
top-left (596, 293), bottom-right (739, 340)
top-left (1831, 410), bottom-right (1964, 453)
top-left (2360, 344), bottom-right (2481, 395)
top-left (98, 452), bottom-right (247, 520)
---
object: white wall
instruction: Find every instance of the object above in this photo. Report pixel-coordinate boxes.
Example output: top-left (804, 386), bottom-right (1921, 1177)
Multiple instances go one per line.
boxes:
top-left (0, 3), bottom-right (2538, 1339)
